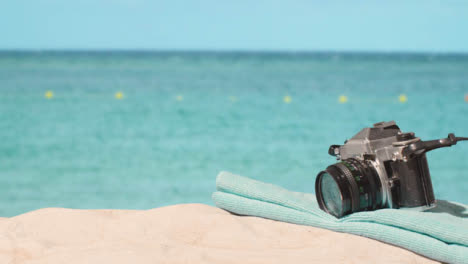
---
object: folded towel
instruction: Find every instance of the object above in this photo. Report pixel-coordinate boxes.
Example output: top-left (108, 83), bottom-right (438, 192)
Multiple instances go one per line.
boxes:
top-left (212, 171), bottom-right (468, 264)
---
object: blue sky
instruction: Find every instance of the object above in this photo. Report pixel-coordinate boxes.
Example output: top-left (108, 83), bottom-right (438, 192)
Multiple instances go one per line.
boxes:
top-left (1, 0), bottom-right (468, 52)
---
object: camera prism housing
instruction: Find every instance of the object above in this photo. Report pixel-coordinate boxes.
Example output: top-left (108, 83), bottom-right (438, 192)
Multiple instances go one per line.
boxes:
top-left (315, 121), bottom-right (467, 218)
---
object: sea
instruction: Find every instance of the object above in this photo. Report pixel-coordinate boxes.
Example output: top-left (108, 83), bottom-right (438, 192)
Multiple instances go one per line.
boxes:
top-left (0, 51), bottom-right (467, 217)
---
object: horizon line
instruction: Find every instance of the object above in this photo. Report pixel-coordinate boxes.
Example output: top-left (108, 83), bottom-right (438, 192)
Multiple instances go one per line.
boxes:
top-left (1, 48), bottom-right (468, 56)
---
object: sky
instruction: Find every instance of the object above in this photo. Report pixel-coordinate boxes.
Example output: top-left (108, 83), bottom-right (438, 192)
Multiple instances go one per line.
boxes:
top-left (1, 0), bottom-right (468, 52)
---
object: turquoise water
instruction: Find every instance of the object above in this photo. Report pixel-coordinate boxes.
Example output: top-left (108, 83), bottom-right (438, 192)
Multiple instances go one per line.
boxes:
top-left (1, 51), bottom-right (467, 217)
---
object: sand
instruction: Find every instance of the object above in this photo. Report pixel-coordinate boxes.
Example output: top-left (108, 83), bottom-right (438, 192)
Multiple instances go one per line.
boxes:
top-left (0, 204), bottom-right (437, 264)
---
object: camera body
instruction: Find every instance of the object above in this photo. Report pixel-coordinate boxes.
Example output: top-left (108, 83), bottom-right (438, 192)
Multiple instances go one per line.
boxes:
top-left (315, 121), bottom-right (467, 218)
top-left (329, 121), bottom-right (434, 210)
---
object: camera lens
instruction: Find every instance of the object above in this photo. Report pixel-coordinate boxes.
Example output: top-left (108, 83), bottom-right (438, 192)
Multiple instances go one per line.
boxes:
top-left (315, 158), bottom-right (383, 218)
top-left (318, 172), bottom-right (346, 217)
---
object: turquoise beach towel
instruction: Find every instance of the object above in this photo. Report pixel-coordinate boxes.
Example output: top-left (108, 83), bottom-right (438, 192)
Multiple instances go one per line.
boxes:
top-left (212, 171), bottom-right (468, 264)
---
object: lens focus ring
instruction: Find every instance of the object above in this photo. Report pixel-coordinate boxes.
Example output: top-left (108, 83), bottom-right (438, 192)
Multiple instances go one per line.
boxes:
top-left (335, 162), bottom-right (360, 212)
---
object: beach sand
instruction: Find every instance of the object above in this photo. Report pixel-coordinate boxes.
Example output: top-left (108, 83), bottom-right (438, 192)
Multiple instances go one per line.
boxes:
top-left (0, 204), bottom-right (437, 263)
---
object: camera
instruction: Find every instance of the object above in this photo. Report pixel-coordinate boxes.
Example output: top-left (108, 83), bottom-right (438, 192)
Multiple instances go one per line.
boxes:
top-left (315, 121), bottom-right (467, 218)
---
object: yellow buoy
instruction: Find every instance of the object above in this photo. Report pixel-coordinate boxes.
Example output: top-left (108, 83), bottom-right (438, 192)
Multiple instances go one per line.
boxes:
top-left (176, 95), bottom-right (184, 101)
top-left (399, 94), bottom-right (408, 103)
top-left (229, 96), bottom-right (237, 102)
top-left (283, 95), bottom-right (292, 104)
top-left (338, 95), bottom-right (348, 104)
top-left (115, 91), bottom-right (124, 99)
top-left (45, 90), bottom-right (54, 99)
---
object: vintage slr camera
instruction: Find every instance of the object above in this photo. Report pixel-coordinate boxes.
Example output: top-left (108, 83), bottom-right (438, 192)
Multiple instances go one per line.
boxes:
top-left (315, 121), bottom-right (467, 218)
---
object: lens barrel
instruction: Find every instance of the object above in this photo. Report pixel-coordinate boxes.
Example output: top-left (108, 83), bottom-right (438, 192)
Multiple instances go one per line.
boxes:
top-left (315, 158), bottom-right (383, 218)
